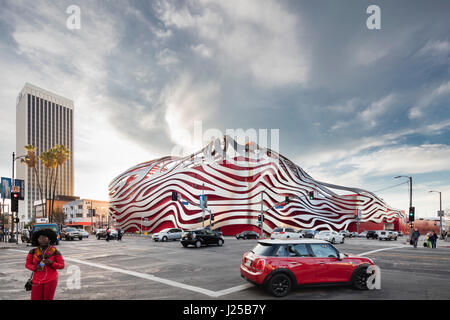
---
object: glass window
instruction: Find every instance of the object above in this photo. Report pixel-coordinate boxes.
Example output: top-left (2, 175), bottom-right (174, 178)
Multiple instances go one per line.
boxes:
top-left (309, 243), bottom-right (339, 258)
top-left (287, 244), bottom-right (312, 257)
top-left (273, 228), bottom-right (283, 232)
top-left (274, 245), bottom-right (288, 257)
top-left (252, 243), bottom-right (278, 256)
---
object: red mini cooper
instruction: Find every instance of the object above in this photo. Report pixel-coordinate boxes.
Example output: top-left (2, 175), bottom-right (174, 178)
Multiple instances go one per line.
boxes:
top-left (240, 239), bottom-right (375, 297)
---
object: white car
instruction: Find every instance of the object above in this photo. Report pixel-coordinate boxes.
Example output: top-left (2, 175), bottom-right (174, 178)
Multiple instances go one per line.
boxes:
top-left (152, 228), bottom-right (183, 242)
top-left (270, 227), bottom-right (303, 240)
top-left (314, 230), bottom-right (344, 244)
top-left (377, 230), bottom-right (397, 241)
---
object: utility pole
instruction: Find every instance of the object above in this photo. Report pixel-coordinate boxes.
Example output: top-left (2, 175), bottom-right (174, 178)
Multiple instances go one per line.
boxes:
top-left (429, 190), bottom-right (443, 238)
top-left (395, 175), bottom-right (413, 242)
top-left (260, 192), bottom-right (264, 238)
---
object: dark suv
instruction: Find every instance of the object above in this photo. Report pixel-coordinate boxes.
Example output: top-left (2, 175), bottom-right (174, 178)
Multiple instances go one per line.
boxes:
top-left (366, 231), bottom-right (378, 239)
top-left (181, 228), bottom-right (224, 248)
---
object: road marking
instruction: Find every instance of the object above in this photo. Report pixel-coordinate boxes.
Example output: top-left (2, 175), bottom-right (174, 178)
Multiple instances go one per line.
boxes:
top-left (7, 249), bottom-right (247, 298)
top-left (356, 245), bottom-right (408, 257)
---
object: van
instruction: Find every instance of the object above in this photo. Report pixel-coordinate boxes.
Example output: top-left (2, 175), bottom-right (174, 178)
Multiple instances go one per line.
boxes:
top-left (30, 223), bottom-right (61, 245)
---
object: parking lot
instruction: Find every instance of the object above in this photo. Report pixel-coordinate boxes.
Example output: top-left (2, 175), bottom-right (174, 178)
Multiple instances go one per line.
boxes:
top-left (1, 235), bottom-right (449, 300)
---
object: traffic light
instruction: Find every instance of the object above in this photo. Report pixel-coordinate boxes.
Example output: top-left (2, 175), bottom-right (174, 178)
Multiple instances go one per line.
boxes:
top-left (285, 196), bottom-right (290, 205)
top-left (308, 191), bottom-right (314, 200)
top-left (171, 192), bottom-right (178, 201)
top-left (11, 192), bottom-right (19, 212)
top-left (409, 207), bottom-right (415, 222)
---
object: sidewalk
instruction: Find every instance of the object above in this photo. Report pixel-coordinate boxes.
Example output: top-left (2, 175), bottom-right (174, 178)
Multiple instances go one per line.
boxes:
top-left (0, 240), bottom-right (29, 250)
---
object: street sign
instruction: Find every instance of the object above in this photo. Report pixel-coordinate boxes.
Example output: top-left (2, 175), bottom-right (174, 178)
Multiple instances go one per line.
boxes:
top-left (181, 201), bottom-right (189, 205)
top-left (438, 210), bottom-right (444, 217)
top-left (275, 206), bottom-right (284, 209)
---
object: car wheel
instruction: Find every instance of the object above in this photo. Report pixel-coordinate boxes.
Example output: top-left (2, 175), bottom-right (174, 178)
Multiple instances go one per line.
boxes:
top-left (267, 273), bottom-right (292, 298)
top-left (182, 243), bottom-right (188, 248)
top-left (217, 239), bottom-right (223, 246)
top-left (331, 238), bottom-right (336, 244)
top-left (162, 236), bottom-right (168, 242)
top-left (341, 237), bottom-right (344, 244)
top-left (79, 237), bottom-right (82, 240)
top-left (97, 236), bottom-right (100, 240)
top-left (195, 240), bottom-right (202, 248)
top-left (352, 266), bottom-right (370, 290)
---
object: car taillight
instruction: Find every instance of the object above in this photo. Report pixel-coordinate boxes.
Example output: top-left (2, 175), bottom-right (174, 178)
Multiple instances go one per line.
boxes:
top-left (280, 232), bottom-right (285, 234)
top-left (254, 259), bottom-right (266, 272)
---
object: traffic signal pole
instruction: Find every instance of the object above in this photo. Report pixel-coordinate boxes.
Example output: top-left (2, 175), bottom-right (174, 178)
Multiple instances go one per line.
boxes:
top-left (9, 152), bottom-right (16, 243)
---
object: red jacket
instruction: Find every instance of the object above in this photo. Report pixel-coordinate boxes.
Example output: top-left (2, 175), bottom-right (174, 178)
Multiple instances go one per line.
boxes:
top-left (25, 246), bottom-right (65, 284)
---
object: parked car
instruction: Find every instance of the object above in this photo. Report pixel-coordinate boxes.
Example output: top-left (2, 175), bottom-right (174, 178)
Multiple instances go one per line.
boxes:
top-left (61, 228), bottom-right (83, 241)
top-left (378, 230), bottom-right (397, 241)
top-left (358, 231), bottom-right (368, 238)
top-left (397, 231), bottom-right (403, 237)
top-left (240, 239), bottom-right (376, 297)
top-left (30, 223), bottom-right (60, 245)
top-left (366, 231), bottom-right (379, 239)
top-left (300, 229), bottom-right (316, 238)
top-left (21, 229), bottom-right (31, 243)
top-left (339, 230), bottom-right (352, 238)
top-left (350, 232), bottom-right (359, 238)
top-left (152, 228), bottom-right (183, 241)
top-left (236, 231), bottom-right (260, 240)
top-left (181, 228), bottom-right (224, 248)
top-left (270, 227), bottom-right (303, 240)
top-left (315, 230), bottom-right (344, 244)
top-left (96, 229), bottom-right (118, 240)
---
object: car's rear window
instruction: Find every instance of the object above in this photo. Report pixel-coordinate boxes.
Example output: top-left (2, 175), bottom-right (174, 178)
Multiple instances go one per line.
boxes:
top-left (273, 228), bottom-right (283, 232)
top-left (252, 243), bottom-right (279, 256)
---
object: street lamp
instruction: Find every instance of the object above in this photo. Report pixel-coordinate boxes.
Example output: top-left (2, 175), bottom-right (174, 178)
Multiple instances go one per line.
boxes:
top-left (429, 190), bottom-right (443, 239)
top-left (394, 175), bottom-right (413, 241)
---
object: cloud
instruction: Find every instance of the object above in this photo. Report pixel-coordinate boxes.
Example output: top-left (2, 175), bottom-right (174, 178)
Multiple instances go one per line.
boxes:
top-left (409, 81), bottom-right (450, 119)
top-left (155, 0), bottom-right (309, 87)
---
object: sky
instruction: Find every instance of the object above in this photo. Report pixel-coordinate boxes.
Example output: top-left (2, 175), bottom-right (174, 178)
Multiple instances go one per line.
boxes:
top-left (0, 0), bottom-right (449, 219)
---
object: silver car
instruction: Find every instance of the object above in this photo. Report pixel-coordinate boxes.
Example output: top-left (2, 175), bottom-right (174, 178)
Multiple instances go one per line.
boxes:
top-left (152, 228), bottom-right (183, 242)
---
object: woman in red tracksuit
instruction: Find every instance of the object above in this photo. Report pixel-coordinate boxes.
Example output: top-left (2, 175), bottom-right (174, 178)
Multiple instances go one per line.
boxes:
top-left (25, 228), bottom-right (65, 300)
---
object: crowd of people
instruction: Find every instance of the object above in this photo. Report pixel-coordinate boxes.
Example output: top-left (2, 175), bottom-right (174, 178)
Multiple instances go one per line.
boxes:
top-left (410, 228), bottom-right (441, 248)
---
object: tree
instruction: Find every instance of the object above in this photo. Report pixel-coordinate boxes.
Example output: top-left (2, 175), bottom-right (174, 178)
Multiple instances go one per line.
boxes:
top-left (21, 145), bottom-right (43, 220)
top-left (39, 149), bottom-right (57, 219)
top-left (50, 145), bottom-right (70, 222)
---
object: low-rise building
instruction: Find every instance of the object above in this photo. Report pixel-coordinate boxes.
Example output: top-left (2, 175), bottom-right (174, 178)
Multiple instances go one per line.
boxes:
top-left (63, 199), bottom-right (109, 233)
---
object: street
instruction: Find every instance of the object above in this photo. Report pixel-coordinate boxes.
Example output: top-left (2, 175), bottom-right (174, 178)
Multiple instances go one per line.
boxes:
top-left (0, 235), bottom-right (449, 300)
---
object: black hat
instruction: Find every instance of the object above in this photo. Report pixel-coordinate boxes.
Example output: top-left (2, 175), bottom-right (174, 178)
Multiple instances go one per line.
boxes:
top-left (31, 228), bottom-right (58, 246)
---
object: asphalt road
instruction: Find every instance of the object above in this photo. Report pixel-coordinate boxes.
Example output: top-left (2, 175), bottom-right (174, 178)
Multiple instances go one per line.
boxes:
top-left (1, 235), bottom-right (449, 300)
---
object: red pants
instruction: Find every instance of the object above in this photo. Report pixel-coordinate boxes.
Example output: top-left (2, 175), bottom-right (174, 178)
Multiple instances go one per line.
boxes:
top-left (31, 279), bottom-right (58, 300)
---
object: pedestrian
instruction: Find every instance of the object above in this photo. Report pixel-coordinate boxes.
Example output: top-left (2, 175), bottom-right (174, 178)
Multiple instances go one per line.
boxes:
top-left (106, 227), bottom-right (111, 242)
top-left (426, 232), bottom-right (432, 248)
top-left (411, 228), bottom-right (420, 248)
top-left (0, 228), bottom-right (3, 242)
top-left (25, 228), bottom-right (65, 300)
top-left (430, 231), bottom-right (438, 249)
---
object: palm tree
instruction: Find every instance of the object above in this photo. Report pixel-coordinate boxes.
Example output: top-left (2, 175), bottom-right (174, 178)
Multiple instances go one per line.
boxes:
top-left (50, 145), bottom-right (70, 222)
top-left (21, 145), bottom-right (43, 217)
top-left (39, 149), bottom-right (57, 219)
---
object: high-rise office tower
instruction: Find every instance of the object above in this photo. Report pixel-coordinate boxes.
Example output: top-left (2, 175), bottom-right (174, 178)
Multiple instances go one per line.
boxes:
top-left (16, 83), bottom-right (74, 222)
